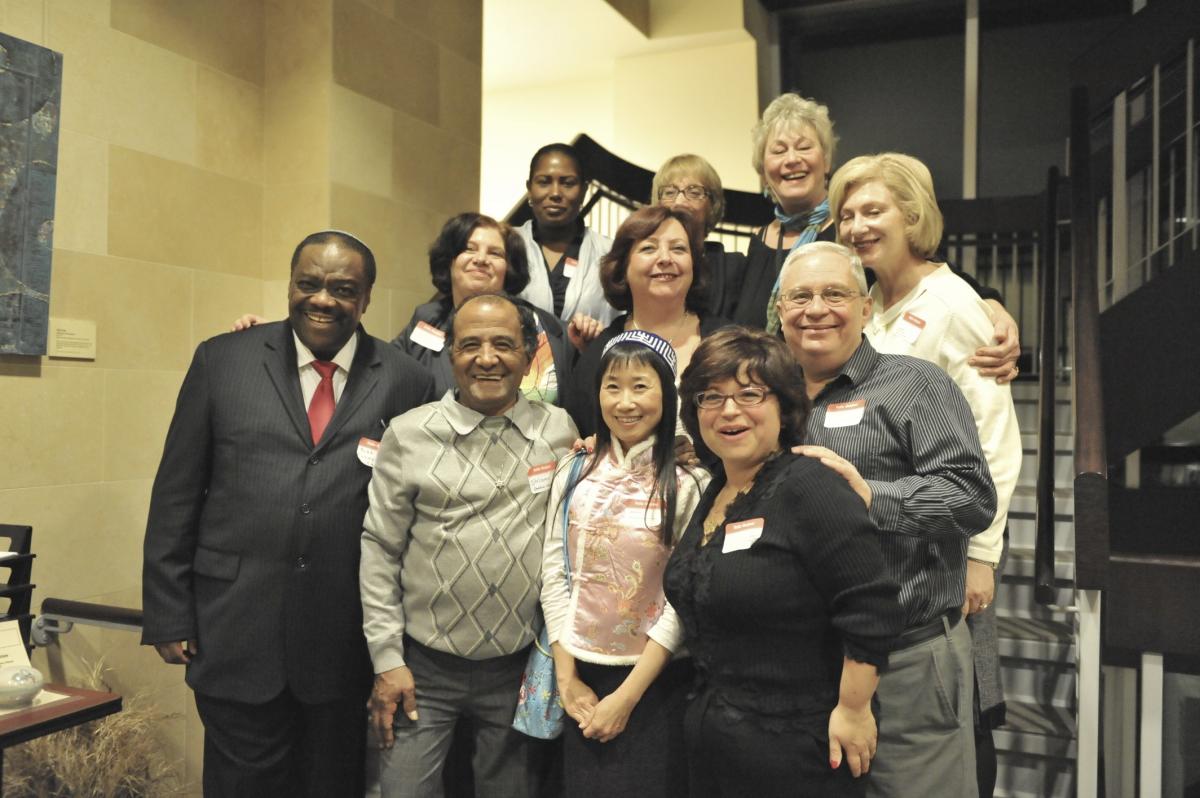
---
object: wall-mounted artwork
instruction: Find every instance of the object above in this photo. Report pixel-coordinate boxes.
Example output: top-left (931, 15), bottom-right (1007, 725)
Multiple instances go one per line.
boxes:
top-left (0, 32), bottom-right (62, 356)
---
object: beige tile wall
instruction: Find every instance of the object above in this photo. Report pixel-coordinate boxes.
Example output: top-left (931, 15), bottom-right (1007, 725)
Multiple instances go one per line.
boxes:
top-left (0, 0), bottom-right (481, 793)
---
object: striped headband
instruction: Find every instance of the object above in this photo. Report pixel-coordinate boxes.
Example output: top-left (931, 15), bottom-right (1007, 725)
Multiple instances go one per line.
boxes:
top-left (601, 330), bottom-right (677, 376)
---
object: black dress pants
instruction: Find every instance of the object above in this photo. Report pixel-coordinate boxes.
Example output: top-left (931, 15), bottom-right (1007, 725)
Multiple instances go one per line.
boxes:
top-left (194, 685), bottom-right (367, 797)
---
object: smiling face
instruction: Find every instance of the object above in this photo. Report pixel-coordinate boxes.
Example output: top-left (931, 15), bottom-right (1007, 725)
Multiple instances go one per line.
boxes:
top-left (626, 217), bottom-right (693, 310)
top-left (449, 298), bottom-right (531, 416)
top-left (763, 123), bottom-right (831, 215)
top-left (288, 242), bottom-right (372, 360)
top-left (527, 152), bottom-right (584, 232)
top-left (837, 180), bottom-right (912, 273)
top-left (696, 369), bottom-right (782, 475)
top-left (657, 172), bottom-right (713, 230)
top-left (450, 225), bottom-right (508, 307)
top-left (599, 358), bottom-right (664, 452)
top-left (777, 250), bottom-right (871, 381)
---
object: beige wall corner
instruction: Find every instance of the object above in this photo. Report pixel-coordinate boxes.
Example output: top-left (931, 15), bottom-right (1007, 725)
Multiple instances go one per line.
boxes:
top-left (605, 0), bottom-right (650, 35)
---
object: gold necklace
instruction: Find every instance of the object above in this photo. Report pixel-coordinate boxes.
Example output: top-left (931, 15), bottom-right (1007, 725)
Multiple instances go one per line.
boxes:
top-left (629, 310), bottom-right (691, 347)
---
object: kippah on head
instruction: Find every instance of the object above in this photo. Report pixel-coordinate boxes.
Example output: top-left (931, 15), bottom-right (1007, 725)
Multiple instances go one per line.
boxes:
top-left (602, 330), bottom-right (678, 376)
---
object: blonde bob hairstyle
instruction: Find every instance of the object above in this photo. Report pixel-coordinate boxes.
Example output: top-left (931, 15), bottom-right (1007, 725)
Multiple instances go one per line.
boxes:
top-left (750, 94), bottom-right (838, 190)
top-left (829, 153), bottom-right (945, 260)
top-left (651, 154), bottom-right (726, 234)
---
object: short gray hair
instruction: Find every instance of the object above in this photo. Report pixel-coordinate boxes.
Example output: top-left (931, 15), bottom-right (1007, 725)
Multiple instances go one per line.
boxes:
top-left (779, 241), bottom-right (868, 295)
top-left (751, 94), bottom-right (838, 188)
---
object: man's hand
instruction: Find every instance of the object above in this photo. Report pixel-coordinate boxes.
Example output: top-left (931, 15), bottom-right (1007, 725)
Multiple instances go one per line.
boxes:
top-left (154, 640), bottom-right (198, 664)
top-left (828, 701), bottom-right (877, 777)
top-left (558, 675), bottom-right (599, 727)
top-left (567, 314), bottom-right (603, 352)
top-left (580, 690), bottom-right (637, 743)
top-left (231, 313), bottom-right (267, 332)
top-left (971, 301), bottom-right (1020, 383)
top-left (674, 435), bottom-right (700, 467)
top-left (369, 667), bottom-right (418, 750)
top-left (962, 559), bottom-right (996, 616)
top-left (793, 445), bottom-right (872, 508)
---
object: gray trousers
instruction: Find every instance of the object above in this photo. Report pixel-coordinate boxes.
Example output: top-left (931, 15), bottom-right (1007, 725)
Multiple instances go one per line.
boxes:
top-left (867, 617), bottom-right (978, 798)
top-left (379, 639), bottom-right (532, 798)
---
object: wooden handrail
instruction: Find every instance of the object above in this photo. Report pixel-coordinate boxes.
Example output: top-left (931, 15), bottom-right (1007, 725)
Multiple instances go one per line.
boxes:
top-left (1033, 166), bottom-right (1060, 605)
top-left (1068, 86), bottom-right (1110, 590)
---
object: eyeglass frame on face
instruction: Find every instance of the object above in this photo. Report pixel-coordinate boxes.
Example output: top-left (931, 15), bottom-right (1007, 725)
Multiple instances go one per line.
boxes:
top-left (778, 286), bottom-right (861, 310)
top-left (694, 386), bottom-right (773, 410)
top-left (658, 184), bottom-right (711, 202)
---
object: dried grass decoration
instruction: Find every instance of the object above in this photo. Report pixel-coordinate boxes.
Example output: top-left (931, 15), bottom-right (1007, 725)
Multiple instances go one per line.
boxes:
top-left (2, 659), bottom-right (181, 797)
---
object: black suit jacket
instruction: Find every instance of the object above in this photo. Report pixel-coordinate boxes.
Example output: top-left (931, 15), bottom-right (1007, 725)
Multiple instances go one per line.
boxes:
top-left (142, 322), bottom-right (434, 704)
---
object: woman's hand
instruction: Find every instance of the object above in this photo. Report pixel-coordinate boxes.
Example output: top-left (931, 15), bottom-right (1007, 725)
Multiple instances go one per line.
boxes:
top-left (567, 313), bottom-right (603, 351)
top-left (571, 435), bottom-right (597, 453)
top-left (793, 445), bottom-right (871, 508)
top-left (558, 675), bottom-right (599, 727)
top-left (971, 300), bottom-right (1020, 383)
top-left (580, 690), bottom-right (637, 743)
top-left (674, 435), bottom-right (700, 467)
top-left (828, 701), bottom-right (877, 777)
top-left (231, 313), bottom-right (267, 332)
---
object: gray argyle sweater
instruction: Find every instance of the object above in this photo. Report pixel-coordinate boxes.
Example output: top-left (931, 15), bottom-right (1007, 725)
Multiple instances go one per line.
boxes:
top-left (361, 390), bottom-right (578, 671)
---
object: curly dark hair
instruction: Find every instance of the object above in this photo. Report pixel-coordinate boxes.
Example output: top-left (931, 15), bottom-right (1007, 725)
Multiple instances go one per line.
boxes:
top-left (428, 213), bottom-right (530, 300)
top-left (599, 206), bottom-right (710, 314)
top-left (679, 326), bottom-right (810, 450)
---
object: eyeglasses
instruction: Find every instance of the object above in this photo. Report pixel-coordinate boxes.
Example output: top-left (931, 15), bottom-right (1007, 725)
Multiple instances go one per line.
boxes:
top-left (659, 185), bottom-right (711, 202)
top-left (693, 387), bottom-right (773, 410)
top-left (779, 287), bottom-right (860, 309)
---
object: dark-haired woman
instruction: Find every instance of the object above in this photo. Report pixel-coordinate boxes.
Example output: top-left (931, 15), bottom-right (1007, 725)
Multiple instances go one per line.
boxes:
top-left (664, 327), bottom-right (903, 798)
top-left (517, 143), bottom-right (617, 348)
top-left (542, 331), bottom-right (708, 798)
top-left (566, 205), bottom-right (729, 438)
top-left (394, 212), bottom-right (573, 405)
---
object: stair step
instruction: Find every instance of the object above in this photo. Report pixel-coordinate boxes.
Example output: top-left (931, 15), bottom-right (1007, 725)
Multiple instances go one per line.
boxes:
top-left (995, 700), bottom-right (1077, 758)
top-left (1004, 546), bottom-right (1075, 582)
top-left (997, 616), bottom-right (1075, 661)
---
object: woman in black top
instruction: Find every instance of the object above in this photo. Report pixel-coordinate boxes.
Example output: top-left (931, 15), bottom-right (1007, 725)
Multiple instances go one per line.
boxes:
top-left (664, 327), bottom-right (903, 798)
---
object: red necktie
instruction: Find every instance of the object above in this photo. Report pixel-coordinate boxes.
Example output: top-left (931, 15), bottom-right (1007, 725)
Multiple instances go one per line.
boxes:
top-left (308, 360), bottom-right (337, 444)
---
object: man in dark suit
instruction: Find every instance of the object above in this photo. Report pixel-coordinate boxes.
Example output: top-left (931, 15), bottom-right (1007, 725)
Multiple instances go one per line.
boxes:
top-left (142, 230), bottom-right (434, 797)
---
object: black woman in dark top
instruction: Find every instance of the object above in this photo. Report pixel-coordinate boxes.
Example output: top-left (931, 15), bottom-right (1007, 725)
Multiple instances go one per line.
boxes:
top-left (392, 212), bottom-right (573, 406)
top-left (730, 93), bottom-right (1022, 383)
top-left (663, 326), bottom-right (903, 798)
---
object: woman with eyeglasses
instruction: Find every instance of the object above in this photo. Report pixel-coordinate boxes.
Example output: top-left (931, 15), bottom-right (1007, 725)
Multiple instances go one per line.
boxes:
top-left (566, 205), bottom-right (731, 439)
top-left (651, 154), bottom-right (745, 319)
top-left (663, 327), bottom-right (903, 798)
top-left (392, 212), bottom-right (573, 404)
top-left (729, 94), bottom-right (1022, 384)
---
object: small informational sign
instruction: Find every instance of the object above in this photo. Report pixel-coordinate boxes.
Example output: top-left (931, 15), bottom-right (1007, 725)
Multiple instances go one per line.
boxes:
top-left (47, 317), bottom-right (96, 360)
top-left (0, 620), bottom-right (31, 669)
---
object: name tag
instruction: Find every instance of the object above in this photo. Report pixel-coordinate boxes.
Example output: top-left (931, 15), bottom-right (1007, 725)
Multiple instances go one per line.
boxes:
top-left (622, 500), bottom-right (663, 530)
top-left (357, 437), bottom-right (380, 467)
top-left (527, 461), bottom-right (556, 494)
top-left (409, 321), bottom-right (446, 352)
top-left (722, 517), bottom-right (764, 553)
top-left (899, 311), bottom-right (926, 345)
top-left (824, 399), bottom-right (866, 428)
top-left (562, 257), bottom-right (579, 279)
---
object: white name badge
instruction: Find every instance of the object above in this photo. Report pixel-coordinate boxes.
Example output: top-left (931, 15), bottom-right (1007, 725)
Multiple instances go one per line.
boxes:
top-left (527, 461), bottom-right (556, 494)
top-left (562, 257), bottom-right (579, 280)
top-left (622, 500), bottom-right (663, 530)
top-left (898, 311), bottom-right (926, 345)
top-left (357, 437), bottom-right (380, 467)
top-left (409, 321), bottom-right (446, 352)
top-left (824, 399), bottom-right (866, 428)
top-left (722, 517), bottom-right (764, 553)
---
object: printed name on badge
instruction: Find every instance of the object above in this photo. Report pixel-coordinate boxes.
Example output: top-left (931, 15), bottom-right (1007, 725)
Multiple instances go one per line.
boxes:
top-left (722, 517), bottom-right (765, 553)
top-left (409, 321), bottom-right (446, 352)
top-left (899, 311), bottom-right (926, 345)
top-left (622, 500), bottom-right (663, 530)
top-left (527, 461), bottom-right (556, 494)
top-left (357, 437), bottom-right (381, 467)
top-left (562, 257), bottom-right (579, 279)
top-left (824, 399), bottom-right (866, 428)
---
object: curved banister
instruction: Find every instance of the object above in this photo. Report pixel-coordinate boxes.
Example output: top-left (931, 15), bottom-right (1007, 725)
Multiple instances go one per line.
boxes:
top-left (1068, 86), bottom-right (1110, 590)
top-left (1034, 166), bottom-right (1061, 605)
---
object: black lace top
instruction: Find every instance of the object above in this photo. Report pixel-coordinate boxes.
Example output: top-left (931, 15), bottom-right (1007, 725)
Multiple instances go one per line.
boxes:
top-left (663, 452), bottom-right (902, 732)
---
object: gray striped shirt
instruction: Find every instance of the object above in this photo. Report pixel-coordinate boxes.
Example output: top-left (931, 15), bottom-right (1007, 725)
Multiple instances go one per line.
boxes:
top-left (805, 338), bottom-right (997, 628)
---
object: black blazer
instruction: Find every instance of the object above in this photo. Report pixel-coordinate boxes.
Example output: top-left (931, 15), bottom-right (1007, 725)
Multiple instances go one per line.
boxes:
top-left (142, 322), bottom-right (434, 704)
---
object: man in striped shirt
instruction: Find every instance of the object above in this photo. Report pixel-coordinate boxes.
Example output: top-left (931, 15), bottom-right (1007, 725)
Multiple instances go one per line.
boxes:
top-left (778, 241), bottom-right (996, 798)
